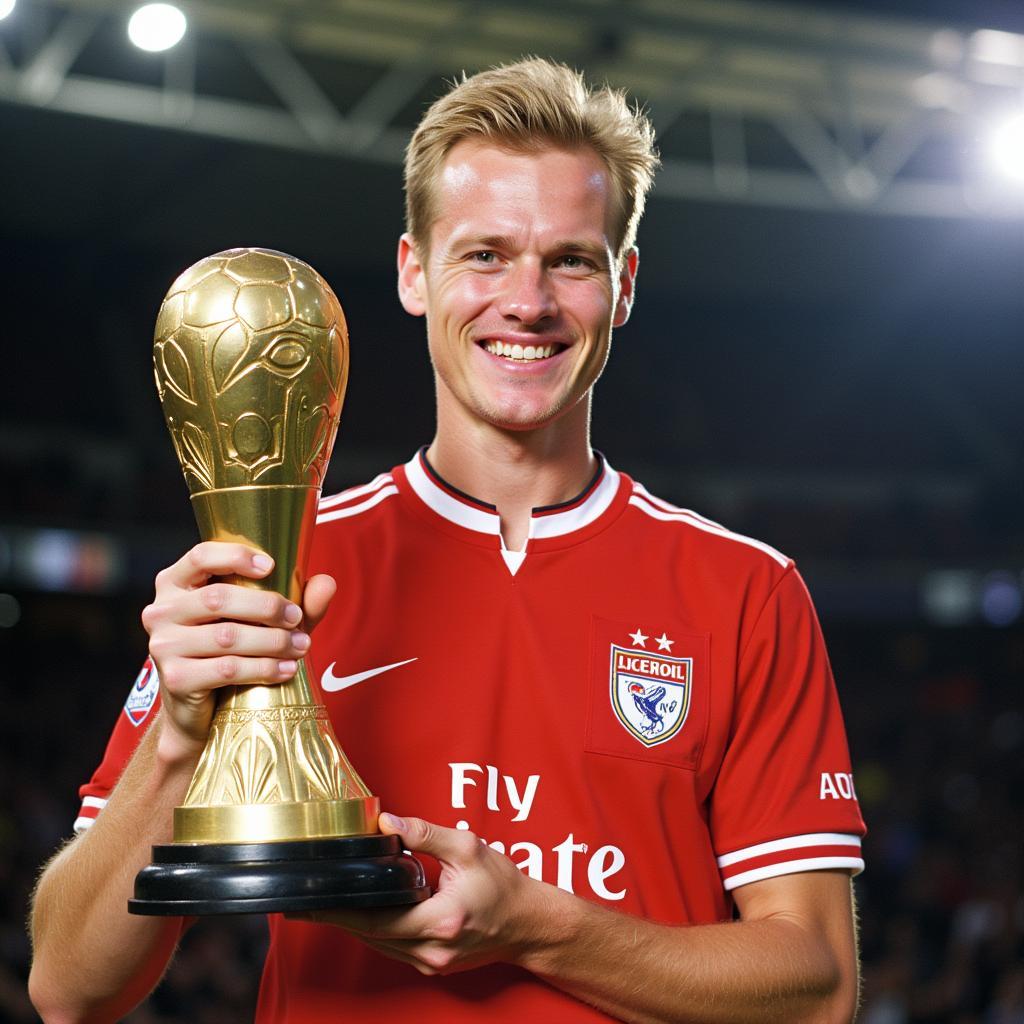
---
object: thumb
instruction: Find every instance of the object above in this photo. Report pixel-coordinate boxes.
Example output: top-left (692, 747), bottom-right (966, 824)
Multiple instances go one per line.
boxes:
top-left (379, 813), bottom-right (473, 862)
top-left (302, 573), bottom-right (337, 631)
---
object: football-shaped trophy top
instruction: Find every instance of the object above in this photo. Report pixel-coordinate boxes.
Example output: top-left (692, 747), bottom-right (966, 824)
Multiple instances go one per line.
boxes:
top-left (152, 247), bottom-right (348, 497)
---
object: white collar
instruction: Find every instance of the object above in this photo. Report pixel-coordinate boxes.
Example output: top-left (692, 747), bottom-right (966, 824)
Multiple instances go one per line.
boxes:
top-left (403, 448), bottom-right (620, 543)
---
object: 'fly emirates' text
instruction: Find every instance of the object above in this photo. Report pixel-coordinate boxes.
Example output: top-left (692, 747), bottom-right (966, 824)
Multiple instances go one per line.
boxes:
top-left (448, 761), bottom-right (627, 902)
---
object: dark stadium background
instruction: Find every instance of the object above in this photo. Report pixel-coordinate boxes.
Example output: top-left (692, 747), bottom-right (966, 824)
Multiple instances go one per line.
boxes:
top-left (1, 0), bottom-right (1022, 1020)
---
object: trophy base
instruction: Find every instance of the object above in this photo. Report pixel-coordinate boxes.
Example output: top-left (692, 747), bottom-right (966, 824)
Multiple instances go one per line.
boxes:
top-left (128, 834), bottom-right (430, 915)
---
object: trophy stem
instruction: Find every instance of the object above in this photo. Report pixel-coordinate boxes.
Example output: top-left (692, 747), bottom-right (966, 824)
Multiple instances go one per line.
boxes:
top-left (190, 485), bottom-right (317, 604)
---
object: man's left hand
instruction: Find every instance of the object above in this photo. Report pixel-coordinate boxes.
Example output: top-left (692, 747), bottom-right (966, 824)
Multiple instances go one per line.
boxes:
top-left (296, 813), bottom-right (552, 975)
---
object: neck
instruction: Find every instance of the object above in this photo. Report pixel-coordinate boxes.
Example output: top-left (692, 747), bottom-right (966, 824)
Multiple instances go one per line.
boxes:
top-left (427, 402), bottom-right (596, 552)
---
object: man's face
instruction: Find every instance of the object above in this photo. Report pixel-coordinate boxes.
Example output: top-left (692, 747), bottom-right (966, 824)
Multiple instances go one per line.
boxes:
top-left (398, 141), bottom-right (637, 435)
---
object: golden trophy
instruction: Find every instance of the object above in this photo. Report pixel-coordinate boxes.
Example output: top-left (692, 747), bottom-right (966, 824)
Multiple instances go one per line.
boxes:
top-left (129, 248), bottom-right (427, 914)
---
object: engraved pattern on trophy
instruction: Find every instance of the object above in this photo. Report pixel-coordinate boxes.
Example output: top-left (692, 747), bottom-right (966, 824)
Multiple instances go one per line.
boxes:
top-left (152, 248), bottom-right (375, 844)
top-left (153, 248), bottom-right (344, 494)
top-left (183, 707), bottom-right (363, 808)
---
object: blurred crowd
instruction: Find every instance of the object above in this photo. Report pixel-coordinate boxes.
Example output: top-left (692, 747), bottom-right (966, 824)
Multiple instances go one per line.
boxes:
top-left (839, 628), bottom-right (1024, 1023)
top-left (0, 588), bottom-right (1020, 1023)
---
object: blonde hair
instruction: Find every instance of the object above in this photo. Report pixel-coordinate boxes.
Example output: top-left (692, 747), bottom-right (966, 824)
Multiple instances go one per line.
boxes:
top-left (404, 57), bottom-right (659, 264)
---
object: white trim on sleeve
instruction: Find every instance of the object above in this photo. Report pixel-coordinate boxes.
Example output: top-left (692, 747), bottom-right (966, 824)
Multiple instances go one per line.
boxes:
top-left (723, 856), bottom-right (866, 891)
top-left (717, 832), bottom-right (861, 868)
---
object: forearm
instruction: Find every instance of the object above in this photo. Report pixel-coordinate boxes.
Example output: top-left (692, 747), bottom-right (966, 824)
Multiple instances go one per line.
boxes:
top-left (518, 879), bottom-right (855, 1024)
top-left (29, 714), bottom-right (198, 1023)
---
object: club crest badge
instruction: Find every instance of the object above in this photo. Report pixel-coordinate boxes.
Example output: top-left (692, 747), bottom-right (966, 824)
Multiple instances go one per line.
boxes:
top-left (609, 643), bottom-right (691, 747)
top-left (124, 657), bottom-right (160, 727)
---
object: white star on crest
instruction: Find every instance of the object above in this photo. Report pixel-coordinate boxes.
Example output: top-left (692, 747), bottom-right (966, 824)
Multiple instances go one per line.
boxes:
top-left (656, 633), bottom-right (674, 651)
top-left (629, 628), bottom-right (648, 647)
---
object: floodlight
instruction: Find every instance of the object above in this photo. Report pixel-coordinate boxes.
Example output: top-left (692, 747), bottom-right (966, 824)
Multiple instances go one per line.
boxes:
top-left (987, 112), bottom-right (1024, 182)
top-left (970, 28), bottom-right (1024, 67)
top-left (127, 3), bottom-right (186, 52)
top-left (0, 0), bottom-right (16, 22)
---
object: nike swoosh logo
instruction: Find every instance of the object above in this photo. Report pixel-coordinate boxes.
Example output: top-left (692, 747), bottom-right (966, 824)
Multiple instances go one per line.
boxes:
top-left (320, 658), bottom-right (418, 692)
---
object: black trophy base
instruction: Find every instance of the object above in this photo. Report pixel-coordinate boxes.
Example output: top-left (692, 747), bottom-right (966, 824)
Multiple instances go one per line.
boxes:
top-left (129, 834), bottom-right (430, 915)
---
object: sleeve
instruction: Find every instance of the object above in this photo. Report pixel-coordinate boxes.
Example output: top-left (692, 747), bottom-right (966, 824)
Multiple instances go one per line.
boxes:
top-left (74, 657), bottom-right (162, 833)
top-left (709, 566), bottom-right (866, 891)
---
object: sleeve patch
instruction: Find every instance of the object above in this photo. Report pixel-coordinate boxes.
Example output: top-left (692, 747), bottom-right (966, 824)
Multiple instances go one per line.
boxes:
top-left (124, 657), bottom-right (160, 727)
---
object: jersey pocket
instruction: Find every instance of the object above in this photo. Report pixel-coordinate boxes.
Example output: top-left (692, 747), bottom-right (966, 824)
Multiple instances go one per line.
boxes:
top-left (584, 615), bottom-right (710, 771)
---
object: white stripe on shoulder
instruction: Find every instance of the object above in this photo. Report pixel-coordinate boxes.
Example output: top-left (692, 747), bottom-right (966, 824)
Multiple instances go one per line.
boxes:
top-left (319, 473), bottom-right (393, 512)
top-left (317, 485), bottom-right (398, 524)
top-left (632, 483), bottom-right (724, 530)
top-left (81, 796), bottom-right (108, 810)
top-left (628, 494), bottom-right (789, 568)
top-left (73, 816), bottom-right (96, 833)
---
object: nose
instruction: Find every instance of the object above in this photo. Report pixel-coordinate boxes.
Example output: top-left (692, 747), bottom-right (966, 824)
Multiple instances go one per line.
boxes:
top-left (496, 260), bottom-right (557, 325)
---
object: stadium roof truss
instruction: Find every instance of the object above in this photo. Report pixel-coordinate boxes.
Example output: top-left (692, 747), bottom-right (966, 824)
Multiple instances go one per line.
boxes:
top-left (1, 0), bottom-right (1023, 219)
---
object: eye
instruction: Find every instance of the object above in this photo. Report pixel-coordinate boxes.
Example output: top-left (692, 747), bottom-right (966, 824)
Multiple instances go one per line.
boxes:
top-left (557, 254), bottom-right (592, 270)
top-left (267, 337), bottom-right (306, 367)
top-left (471, 251), bottom-right (498, 264)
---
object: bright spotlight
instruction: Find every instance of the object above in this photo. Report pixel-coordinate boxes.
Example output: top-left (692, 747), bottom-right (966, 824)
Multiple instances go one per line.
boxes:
top-left (127, 3), bottom-right (186, 52)
top-left (987, 112), bottom-right (1024, 182)
top-left (0, 0), bottom-right (16, 22)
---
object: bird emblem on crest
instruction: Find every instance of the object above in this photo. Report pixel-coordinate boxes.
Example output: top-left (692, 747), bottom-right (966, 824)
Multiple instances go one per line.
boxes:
top-left (610, 635), bottom-right (691, 747)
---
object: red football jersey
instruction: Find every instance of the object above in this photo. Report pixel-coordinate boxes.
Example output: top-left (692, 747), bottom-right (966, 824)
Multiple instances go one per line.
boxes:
top-left (79, 450), bottom-right (865, 1021)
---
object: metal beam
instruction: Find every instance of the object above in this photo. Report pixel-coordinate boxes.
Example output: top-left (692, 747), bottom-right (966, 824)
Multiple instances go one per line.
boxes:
top-left (241, 36), bottom-right (345, 145)
top-left (18, 8), bottom-right (97, 104)
top-left (0, 0), bottom-right (1022, 218)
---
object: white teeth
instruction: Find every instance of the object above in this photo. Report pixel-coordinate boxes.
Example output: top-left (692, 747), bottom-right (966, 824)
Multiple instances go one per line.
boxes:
top-left (484, 340), bottom-right (557, 361)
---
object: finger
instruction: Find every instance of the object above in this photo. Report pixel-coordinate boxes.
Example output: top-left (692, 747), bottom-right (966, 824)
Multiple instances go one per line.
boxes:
top-left (361, 937), bottom-right (465, 977)
top-left (302, 574), bottom-right (337, 632)
top-left (360, 937), bottom-right (433, 972)
top-left (155, 543), bottom-right (274, 593)
top-left (279, 916), bottom-right (439, 973)
top-left (157, 653), bottom-right (300, 697)
top-left (149, 622), bottom-right (310, 662)
top-left (304, 900), bottom-right (442, 941)
top-left (305, 905), bottom-right (414, 936)
top-left (176, 584), bottom-right (303, 629)
top-left (380, 815), bottom-right (478, 864)
top-left (143, 585), bottom-right (302, 642)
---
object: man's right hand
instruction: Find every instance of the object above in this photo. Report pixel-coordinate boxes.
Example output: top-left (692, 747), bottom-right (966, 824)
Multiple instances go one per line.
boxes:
top-left (140, 542), bottom-right (337, 764)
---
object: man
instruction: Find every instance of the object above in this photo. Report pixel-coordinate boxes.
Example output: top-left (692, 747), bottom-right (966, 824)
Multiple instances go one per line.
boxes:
top-left (29, 59), bottom-right (865, 1022)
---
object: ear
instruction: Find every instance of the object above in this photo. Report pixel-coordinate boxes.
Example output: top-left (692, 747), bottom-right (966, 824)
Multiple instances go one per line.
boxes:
top-left (612, 247), bottom-right (639, 328)
top-left (397, 233), bottom-right (427, 317)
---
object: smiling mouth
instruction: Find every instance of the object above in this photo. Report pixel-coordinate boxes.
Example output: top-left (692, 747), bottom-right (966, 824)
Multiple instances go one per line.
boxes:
top-left (480, 340), bottom-right (567, 362)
